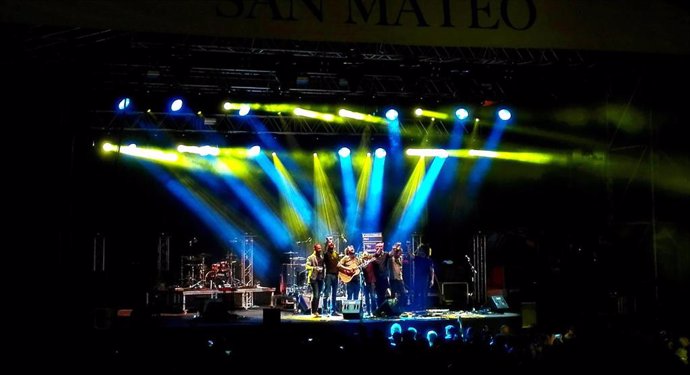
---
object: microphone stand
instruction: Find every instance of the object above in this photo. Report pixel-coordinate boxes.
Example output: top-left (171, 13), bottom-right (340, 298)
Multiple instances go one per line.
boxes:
top-left (465, 255), bottom-right (477, 309)
top-left (359, 260), bottom-right (366, 321)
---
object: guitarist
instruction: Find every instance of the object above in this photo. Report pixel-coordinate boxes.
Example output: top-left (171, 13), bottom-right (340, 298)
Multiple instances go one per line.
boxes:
top-left (337, 245), bottom-right (362, 300)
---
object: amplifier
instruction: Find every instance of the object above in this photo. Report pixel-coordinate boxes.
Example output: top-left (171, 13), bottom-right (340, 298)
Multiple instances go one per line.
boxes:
top-left (441, 282), bottom-right (469, 308)
top-left (342, 300), bottom-right (362, 320)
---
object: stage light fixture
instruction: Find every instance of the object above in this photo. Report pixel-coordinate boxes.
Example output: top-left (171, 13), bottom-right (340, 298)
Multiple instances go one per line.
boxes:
top-left (116, 98), bottom-right (131, 111)
top-left (247, 145), bottom-right (261, 158)
top-left (385, 109), bottom-right (399, 121)
top-left (238, 104), bottom-right (251, 116)
top-left (170, 98), bottom-right (183, 112)
top-left (497, 108), bottom-right (512, 121)
top-left (455, 108), bottom-right (469, 120)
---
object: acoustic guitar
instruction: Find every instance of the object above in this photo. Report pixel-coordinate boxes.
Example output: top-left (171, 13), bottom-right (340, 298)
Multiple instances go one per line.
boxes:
top-left (338, 257), bottom-right (375, 283)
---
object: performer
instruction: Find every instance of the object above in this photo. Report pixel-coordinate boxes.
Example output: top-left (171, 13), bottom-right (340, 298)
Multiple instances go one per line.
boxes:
top-left (372, 242), bottom-right (391, 306)
top-left (389, 242), bottom-right (407, 309)
top-left (362, 254), bottom-right (378, 317)
top-left (337, 245), bottom-right (362, 300)
top-left (305, 243), bottom-right (324, 317)
top-left (322, 237), bottom-right (341, 316)
top-left (412, 244), bottom-right (435, 310)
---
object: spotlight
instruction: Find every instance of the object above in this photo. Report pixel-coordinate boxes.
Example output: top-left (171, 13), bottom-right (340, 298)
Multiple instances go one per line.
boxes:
top-left (374, 148), bottom-right (386, 158)
top-left (406, 148), bottom-right (448, 158)
top-left (116, 98), bottom-right (131, 111)
top-left (238, 104), bottom-right (251, 116)
top-left (385, 109), bottom-right (399, 121)
top-left (102, 142), bottom-right (118, 152)
top-left (338, 147), bottom-right (351, 158)
top-left (455, 108), bottom-right (469, 120)
top-left (497, 108), bottom-right (512, 121)
top-left (247, 145), bottom-right (261, 158)
top-left (170, 98), bottom-right (183, 112)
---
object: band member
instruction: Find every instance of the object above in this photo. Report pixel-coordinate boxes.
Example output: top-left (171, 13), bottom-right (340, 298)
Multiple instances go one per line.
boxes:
top-left (362, 253), bottom-right (378, 317)
top-left (412, 244), bottom-right (435, 310)
top-left (389, 242), bottom-right (407, 308)
top-left (337, 245), bottom-right (362, 300)
top-left (322, 237), bottom-right (341, 316)
top-left (305, 243), bottom-right (324, 317)
top-left (373, 241), bottom-right (391, 306)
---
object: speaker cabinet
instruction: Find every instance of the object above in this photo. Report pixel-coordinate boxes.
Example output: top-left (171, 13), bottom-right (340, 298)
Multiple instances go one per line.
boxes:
top-left (342, 300), bottom-right (362, 320)
top-left (296, 294), bottom-right (312, 314)
top-left (441, 282), bottom-right (469, 308)
top-left (490, 295), bottom-right (509, 312)
top-left (374, 298), bottom-right (401, 317)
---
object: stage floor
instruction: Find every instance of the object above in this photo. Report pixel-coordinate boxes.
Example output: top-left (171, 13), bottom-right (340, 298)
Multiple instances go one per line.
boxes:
top-left (126, 306), bottom-right (522, 334)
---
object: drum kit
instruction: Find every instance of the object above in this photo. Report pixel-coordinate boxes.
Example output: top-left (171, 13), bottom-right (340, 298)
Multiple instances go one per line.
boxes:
top-left (181, 253), bottom-right (240, 289)
top-left (282, 251), bottom-right (307, 294)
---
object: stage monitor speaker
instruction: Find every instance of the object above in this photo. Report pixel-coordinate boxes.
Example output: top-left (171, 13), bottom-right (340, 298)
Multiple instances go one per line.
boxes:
top-left (490, 295), bottom-right (509, 312)
top-left (342, 300), bottom-right (362, 320)
top-left (374, 298), bottom-right (401, 317)
top-left (297, 294), bottom-right (310, 314)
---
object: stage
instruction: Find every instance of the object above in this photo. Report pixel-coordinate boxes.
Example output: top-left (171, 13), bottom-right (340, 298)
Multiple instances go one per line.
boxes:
top-left (173, 286), bottom-right (276, 311)
top-left (119, 304), bottom-right (522, 336)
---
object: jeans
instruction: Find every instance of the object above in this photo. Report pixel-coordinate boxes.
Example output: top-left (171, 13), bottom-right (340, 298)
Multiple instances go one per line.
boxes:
top-left (323, 273), bottom-right (339, 314)
top-left (309, 279), bottom-right (324, 314)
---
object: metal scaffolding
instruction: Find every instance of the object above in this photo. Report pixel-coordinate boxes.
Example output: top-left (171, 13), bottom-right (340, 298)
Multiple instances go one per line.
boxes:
top-left (241, 234), bottom-right (255, 308)
top-left (92, 233), bottom-right (106, 273)
top-left (471, 231), bottom-right (487, 308)
top-left (157, 233), bottom-right (171, 280)
top-left (90, 110), bottom-right (455, 137)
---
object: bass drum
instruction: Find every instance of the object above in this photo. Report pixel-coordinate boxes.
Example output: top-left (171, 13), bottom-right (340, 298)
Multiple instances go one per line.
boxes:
top-left (296, 270), bottom-right (308, 286)
top-left (205, 270), bottom-right (228, 288)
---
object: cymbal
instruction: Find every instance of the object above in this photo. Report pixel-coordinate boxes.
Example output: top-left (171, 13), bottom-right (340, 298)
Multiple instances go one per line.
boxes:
top-left (182, 254), bottom-right (209, 262)
top-left (283, 251), bottom-right (298, 255)
top-left (292, 256), bottom-right (306, 261)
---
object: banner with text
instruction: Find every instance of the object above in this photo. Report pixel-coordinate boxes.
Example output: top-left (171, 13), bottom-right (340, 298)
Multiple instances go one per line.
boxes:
top-left (2, 0), bottom-right (689, 54)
